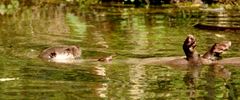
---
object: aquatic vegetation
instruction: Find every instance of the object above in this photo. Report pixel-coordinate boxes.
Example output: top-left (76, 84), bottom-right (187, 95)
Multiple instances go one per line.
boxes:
top-left (0, 0), bottom-right (19, 15)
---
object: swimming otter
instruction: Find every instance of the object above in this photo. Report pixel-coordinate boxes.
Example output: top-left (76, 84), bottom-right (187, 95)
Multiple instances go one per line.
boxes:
top-left (39, 45), bottom-right (81, 62)
top-left (98, 55), bottom-right (113, 62)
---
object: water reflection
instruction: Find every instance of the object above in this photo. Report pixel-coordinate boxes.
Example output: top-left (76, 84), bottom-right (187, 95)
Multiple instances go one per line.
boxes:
top-left (0, 77), bottom-right (19, 82)
top-left (129, 64), bottom-right (146, 99)
top-left (92, 64), bottom-right (108, 98)
top-left (183, 62), bottom-right (236, 99)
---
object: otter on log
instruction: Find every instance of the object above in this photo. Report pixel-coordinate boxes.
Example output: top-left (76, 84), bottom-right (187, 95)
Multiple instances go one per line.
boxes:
top-left (135, 35), bottom-right (232, 68)
top-left (183, 35), bottom-right (231, 63)
top-left (181, 35), bottom-right (231, 65)
top-left (202, 41), bottom-right (231, 60)
top-left (183, 35), bottom-right (199, 61)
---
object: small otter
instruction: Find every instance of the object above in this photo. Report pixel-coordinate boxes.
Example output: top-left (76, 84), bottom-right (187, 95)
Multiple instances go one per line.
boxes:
top-left (183, 35), bottom-right (196, 59)
top-left (202, 41), bottom-right (231, 60)
top-left (39, 45), bottom-right (81, 62)
top-left (98, 55), bottom-right (113, 62)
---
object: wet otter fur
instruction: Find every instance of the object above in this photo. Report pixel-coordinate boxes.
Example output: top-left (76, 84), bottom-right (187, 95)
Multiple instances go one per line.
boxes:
top-left (134, 35), bottom-right (231, 68)
top-left (182, 35), bottom-right (201, 65)
top-left (202, 41), bottom-right (231, 60)
top-left (183, 35), bottom-right (231, 65)
top-left (183, 35), bottom-right (199, 61)
top-left (182, 35), bottom-right (205, 65)
top-left (39, 45), bottom-right (81, 62)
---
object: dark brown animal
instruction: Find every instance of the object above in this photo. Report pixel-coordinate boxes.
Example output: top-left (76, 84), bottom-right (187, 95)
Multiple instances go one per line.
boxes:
top-left (202, 41), bottom-right (231, 60)
top-left (135, 35), bottom-right (231, 68)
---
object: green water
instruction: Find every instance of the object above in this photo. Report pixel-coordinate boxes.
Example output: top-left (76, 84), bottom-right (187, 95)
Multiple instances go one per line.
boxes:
top-left (0, 6), bottom-right (240, 99)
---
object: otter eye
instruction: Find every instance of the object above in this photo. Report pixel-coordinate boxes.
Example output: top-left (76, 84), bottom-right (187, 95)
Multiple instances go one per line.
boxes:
top-left (49, 52), bottom-right (56, 58)
top-left (224, 48), bottom-right (228, 51)
top-left (65, 48), bottom-right (70, 51)
top-left (220, 48), bottom-right (225, 51)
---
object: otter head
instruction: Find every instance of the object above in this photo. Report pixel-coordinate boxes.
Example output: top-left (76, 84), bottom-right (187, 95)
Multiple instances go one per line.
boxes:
top-left (39, 45), bottom-right (81, 63)
top-left (211, 41), bottom-right (231, 60)
top-left (64, 46), bottom-right (81, 58)
top-left (212, 41), bottom-right (231, 54)
top-left (183, 35), bottom-right (197, 60)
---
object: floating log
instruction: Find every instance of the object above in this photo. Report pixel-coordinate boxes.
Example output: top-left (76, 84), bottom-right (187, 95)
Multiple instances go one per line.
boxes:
top-left (194, 23), bottom-right (240, 31)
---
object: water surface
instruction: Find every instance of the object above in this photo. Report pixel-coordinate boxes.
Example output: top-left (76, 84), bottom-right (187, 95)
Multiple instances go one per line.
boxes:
top-left (0, 5), bottom-right (240, 99)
